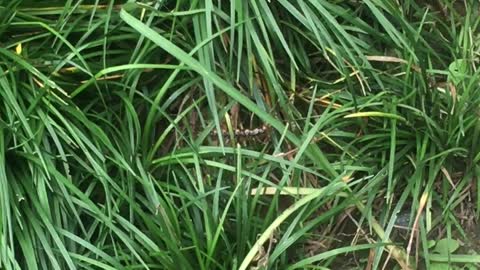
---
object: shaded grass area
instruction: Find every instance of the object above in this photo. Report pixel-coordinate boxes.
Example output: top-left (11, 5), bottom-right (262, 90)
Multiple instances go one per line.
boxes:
top-left (0, 0), bottom-right (479, 269)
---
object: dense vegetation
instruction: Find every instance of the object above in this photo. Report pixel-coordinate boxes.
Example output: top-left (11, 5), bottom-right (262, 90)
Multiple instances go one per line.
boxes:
top-left (1, 0), bottom-right (479, 269)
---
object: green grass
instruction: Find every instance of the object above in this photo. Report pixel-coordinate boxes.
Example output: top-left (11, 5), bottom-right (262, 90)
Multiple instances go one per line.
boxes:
top-left (1, 0), bottom-right (480, 269)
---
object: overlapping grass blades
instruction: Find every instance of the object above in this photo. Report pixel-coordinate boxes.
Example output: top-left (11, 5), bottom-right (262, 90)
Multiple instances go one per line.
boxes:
top-left (0, 1), bottom-right (479, 269)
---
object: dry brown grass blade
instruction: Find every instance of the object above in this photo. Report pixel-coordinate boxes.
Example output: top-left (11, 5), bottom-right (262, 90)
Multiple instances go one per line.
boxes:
top-left (406, 192), bottom-right (428, 267)
top-left (366, 55), bottom-right (421, 72)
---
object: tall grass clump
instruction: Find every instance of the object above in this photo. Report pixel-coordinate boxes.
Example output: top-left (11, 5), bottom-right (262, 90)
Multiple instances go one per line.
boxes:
top-left (0, 0), bottom-right (479, 269)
